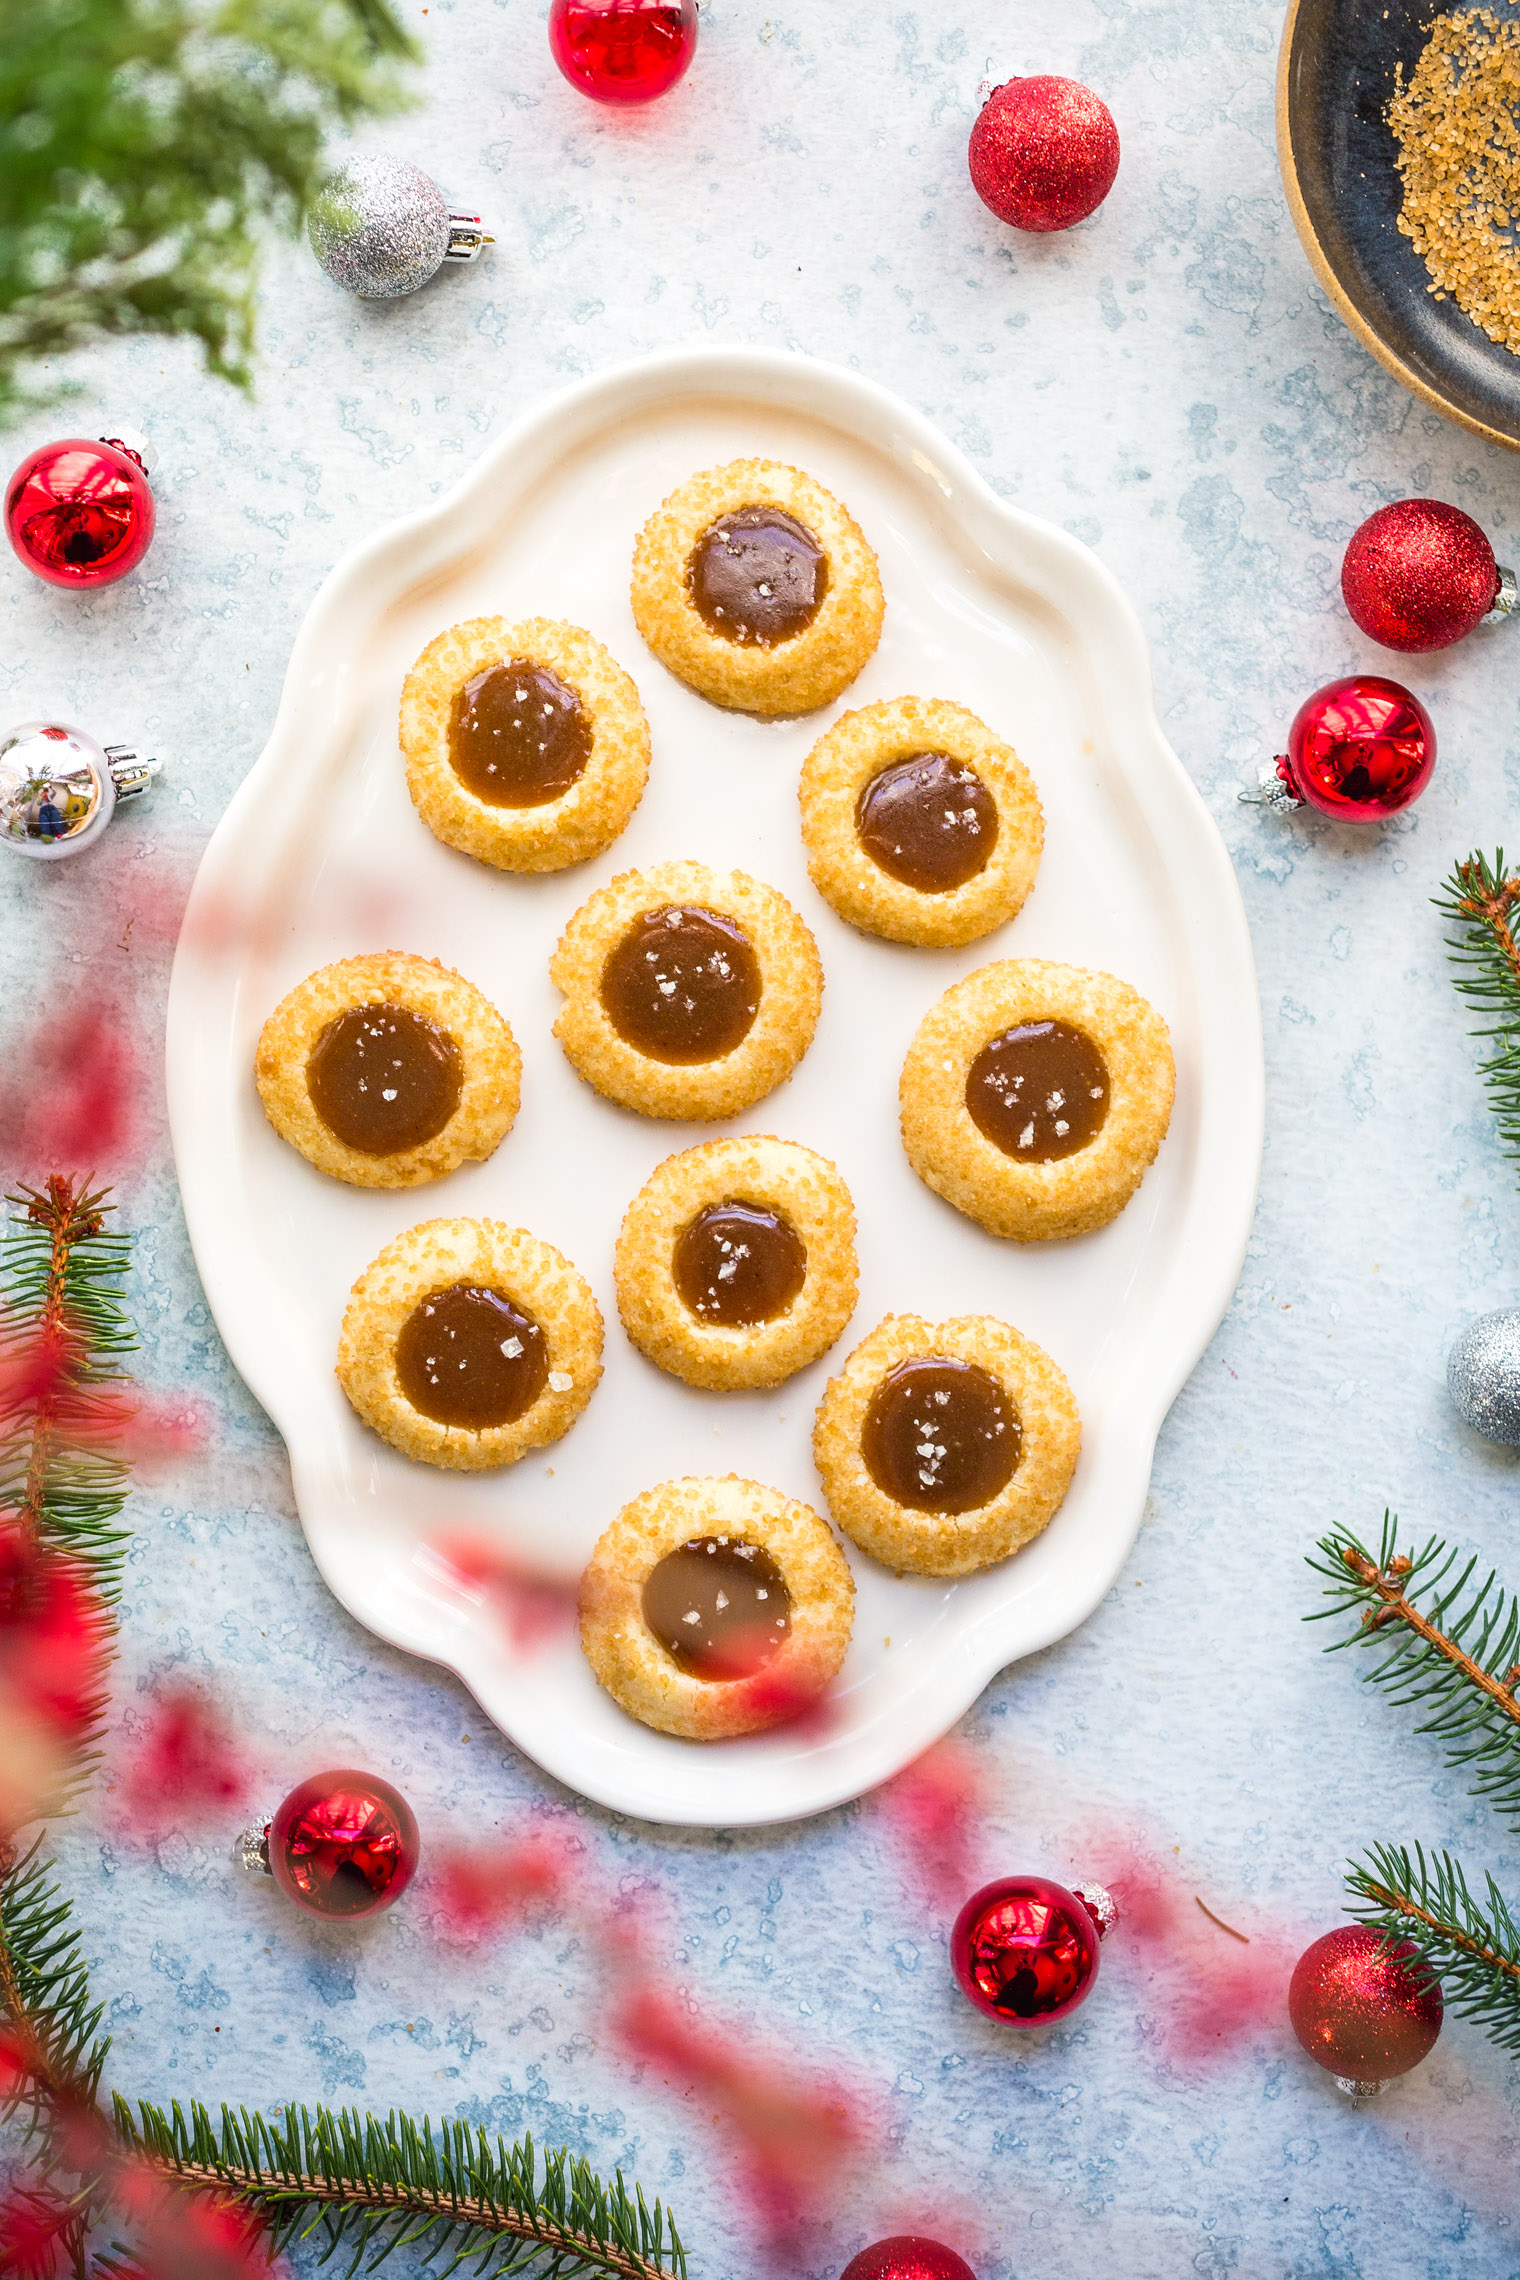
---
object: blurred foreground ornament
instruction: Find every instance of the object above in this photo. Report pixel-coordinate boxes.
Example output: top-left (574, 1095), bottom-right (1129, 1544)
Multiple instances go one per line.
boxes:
top-left (1240, 675), bottom-right (1435, 821)
top-left (1447, 1309), bottom-right (1520, 1443)
top-left (308, 157), bottom-right (491, 299)
top-left (968, 76), bottom-right (1119, 233)
top-left (1288, 1925), bottom-right (1442, 2097)
top-left (6, 435), bottom-right (155, 588)
top-left (951, 1874), bottom-right (1116, 2025)
top-left (0, 722), bottom-right (160, 860)
top-left (1342, 499), bottom-right (1515, 653)
top-left (238, 1768), bottom-right (419, 1919)
top-left (839, 2241), bottom-right (976, 2280)
top-left (549, 0), bottom-right (698, 103)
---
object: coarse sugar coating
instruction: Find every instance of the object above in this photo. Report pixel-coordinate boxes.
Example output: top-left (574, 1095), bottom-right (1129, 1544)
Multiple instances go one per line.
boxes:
top-left (812, 1313), bottom-right (1081, 1577)
top-left (550, 859), bottom-right (824, 1120)
top-left (614, 1135), bottom-right (858, 1389)
top-left (336, 1217), bottom-right (603, 1471)
top-left (630, 459), bottom-right (884, 716)
top-left (799, 695), bottom-right (1044, 947)
top-left (400, 615), bottom-right (650, 872)
top-left (899, 957), bottom-right (1174, 1241)
top-left (255, 951), bottom-right (520, 1189)
top-left (1388, 9), bottom-right (1520, 353)
top-left (578, 1474), bottom-right (856, 1740)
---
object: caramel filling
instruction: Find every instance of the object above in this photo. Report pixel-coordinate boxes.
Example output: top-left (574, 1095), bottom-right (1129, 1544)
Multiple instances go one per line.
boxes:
top-left (966, 1022), bottom-right (1110, 1162)
top-left (861, 1357), bottom-right (1021, 1515)
top-left (855, 752), bottom-right (998, 893)
top-left (687, 506), bottom-right (827, 647)
top-left (446, 659), bottom-right (591, 807)
top-left (306, 1002), bottom-right (462, 1156)
top-left (672, 1202), bottom-right (807, 1328)
top-left (600, 903), bottom-right (761, 1064)
top-left (641, 1534), bottom-right (792, 1680)
top-left (395, 1282), bottom-right (547, 1429)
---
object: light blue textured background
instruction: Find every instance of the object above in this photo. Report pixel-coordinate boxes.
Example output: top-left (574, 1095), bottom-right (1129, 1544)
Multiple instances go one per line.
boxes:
top-left (4, 2), bottom-right (1520, 2274)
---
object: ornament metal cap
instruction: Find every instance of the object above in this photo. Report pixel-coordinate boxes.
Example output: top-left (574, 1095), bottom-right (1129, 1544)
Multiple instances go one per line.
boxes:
top-left (235, 1819), bottom-right (273, 1878)
top-left (1237, 759), bottom-right (1303, 814)
top-left (1333, 2075), bottom-right (1390, 2102)
top-left (308, 155), bottom-right (494, 300)
top-left (1483, 562), bottom-right (1519, 624)
top-left (0, 721), bottom-right (161, 860)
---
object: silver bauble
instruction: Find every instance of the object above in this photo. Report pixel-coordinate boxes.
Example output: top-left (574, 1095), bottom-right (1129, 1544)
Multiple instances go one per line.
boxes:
top-left (1447, 1309), bottom-right (1520, 1444)
top-left (0, 721), bottom-right (159, 860)
top-left (308, 156), bottom-right (488, 300)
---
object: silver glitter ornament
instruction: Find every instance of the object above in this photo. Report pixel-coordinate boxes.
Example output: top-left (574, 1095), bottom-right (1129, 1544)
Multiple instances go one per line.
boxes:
top-left (1447, 1309), bottom-right (1520, 1443)
top-left (307, 156), bottom-right (490, 300)
top-left (0, 721), bottom-right (160, 860)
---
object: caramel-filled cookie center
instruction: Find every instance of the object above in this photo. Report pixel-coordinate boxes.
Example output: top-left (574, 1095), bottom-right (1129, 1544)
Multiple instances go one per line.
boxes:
top-left (306, 1003), bottom-right (463, 1156)
top-left (600, 903), bottom-right (761, 1064)
top-left (672, 1202), bottom-right (807, 1328)
top-left (395, 1282), bottom-right (547, 1429)
top-left (862, 1356), bottom-right (1021, 1515)
top-left (447, 659), bottom-right (592, 808)
top-left (687, 507), bottom-right (828, 647)
top-left (966, 1021), bottom-right (1110, 1162)
top-left (855, 752), bottom-right (999, 893)
top-left (642, 1534), bottom-right (793, 1679)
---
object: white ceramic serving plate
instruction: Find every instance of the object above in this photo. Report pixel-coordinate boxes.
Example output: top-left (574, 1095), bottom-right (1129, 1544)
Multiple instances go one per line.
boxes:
top-left (166, 348), bottom-right (1262, 1828)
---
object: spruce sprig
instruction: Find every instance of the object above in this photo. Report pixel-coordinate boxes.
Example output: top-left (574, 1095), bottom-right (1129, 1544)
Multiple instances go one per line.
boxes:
top-left (1308, 1515), bottom-right (1520, 1837)
top-left (1345, 1843), bottom-right (1520, 2056)
top-left (1435, 849), bottom-right (1520, 1170)
top-left (0, 1182), bottom-right (688, 2280)
top-left (109, 2103), bottom-right (685, 2280)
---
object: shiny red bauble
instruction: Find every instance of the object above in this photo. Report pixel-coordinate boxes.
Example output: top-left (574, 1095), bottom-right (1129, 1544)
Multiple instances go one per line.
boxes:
top-left (1275, 674), bottom-right (1435, 820)
top-left (1289, 1927), bottom-right (1442, 2083)
top-left (548, 0), bottom-right (697, 104)
top-left (968, 77), bottom-right (1120, 233)
top-left (1342, 499), bottom-right (1504, 653)
top-left (951, 1875), bottom-right (1102, 2025)
top-left (5, 438), bottom-right (155, 589)
top-left (839, 2240), bottom-right (976, 2280)
top-left (269, 1769), bottom-right (419, 1920)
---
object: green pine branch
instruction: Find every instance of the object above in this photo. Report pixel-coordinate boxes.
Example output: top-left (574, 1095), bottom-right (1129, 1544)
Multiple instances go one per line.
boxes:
top-left (1435, 850), bottom-right (1520, 1170)
top-left (110, 2102), bottom-right (685, 2280)
top-left (0, 1179), bottom-right (690, 2280)
top-left (1346, 1843), bottom-right (1520, 2057)
top-left (0, 0), bottom-right (420, 423)
top-left (1308, 1514), bottom-right (1520, 1837)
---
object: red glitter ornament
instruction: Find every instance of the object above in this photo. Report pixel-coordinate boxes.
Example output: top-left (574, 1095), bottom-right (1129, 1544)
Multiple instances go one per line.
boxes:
top-left (951, 1874), bottom-right (1112, 2025)
top-left (548, 0), bottom-right (697, 104)
top-left (839, 2240), bottom-right (977, 2280)
top-left (1342, 498), bottom-right (1514, 653)
top-left (1246, 674), bottom-right (1436, 822)
top-left (968, 77), bottom-right (1120, 234)
top-left (265, 1769), bottom-right (419, 1920)
top-left (5, 437), bottom-right (154, 589)
top-left (1289, 1926), bottom-right (1442, 2091)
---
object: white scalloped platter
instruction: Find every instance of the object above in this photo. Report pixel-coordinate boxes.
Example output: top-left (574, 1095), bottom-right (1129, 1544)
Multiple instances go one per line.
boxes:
top-left (166, 349), bottom-right (1262, 1828)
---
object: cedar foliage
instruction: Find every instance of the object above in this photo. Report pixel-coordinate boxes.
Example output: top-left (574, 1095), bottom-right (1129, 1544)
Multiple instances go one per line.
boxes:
top-left (0, 0), bottom-right (418, 422)
top-left (0, 1182), bottom-right (686, 2280)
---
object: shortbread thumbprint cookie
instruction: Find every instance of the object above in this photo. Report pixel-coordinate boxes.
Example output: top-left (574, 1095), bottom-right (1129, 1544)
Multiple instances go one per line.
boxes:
top-left (578, 1475), bottom-right (855, 1740)
top-left (799, 697), bottom-right (1044, 948)
top-left (400, 616), bottom-right (650, 872)
top-left (630, 460), bottom-right (884, 716)
top-left (336, 1218), bottom-right (602, 1471)
top-left (614, 1136), bottom-right (857, 1390)
top-left (550, 860), bottom-right (824, 1120)
top-left (813, 1314), bottom-right (1080, 1577)
top-left (256, 952), bottom-right (520, 1189)
top-left (900, 958), bottom-right (1175, 1241)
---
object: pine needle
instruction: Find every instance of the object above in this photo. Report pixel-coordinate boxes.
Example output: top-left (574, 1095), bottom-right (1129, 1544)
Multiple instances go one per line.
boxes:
top-left (1308, 1514), bottom-right (1520, 1837)
top-left (1346, 1843), bottom-right (1520, 2056)
top-left (1435, 849), bottom-right (1520, 1169)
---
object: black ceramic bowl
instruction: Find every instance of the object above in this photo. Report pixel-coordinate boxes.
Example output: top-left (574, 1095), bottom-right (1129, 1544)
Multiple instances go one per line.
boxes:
top-left (1279, 0), bottom-right (1520, 451)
